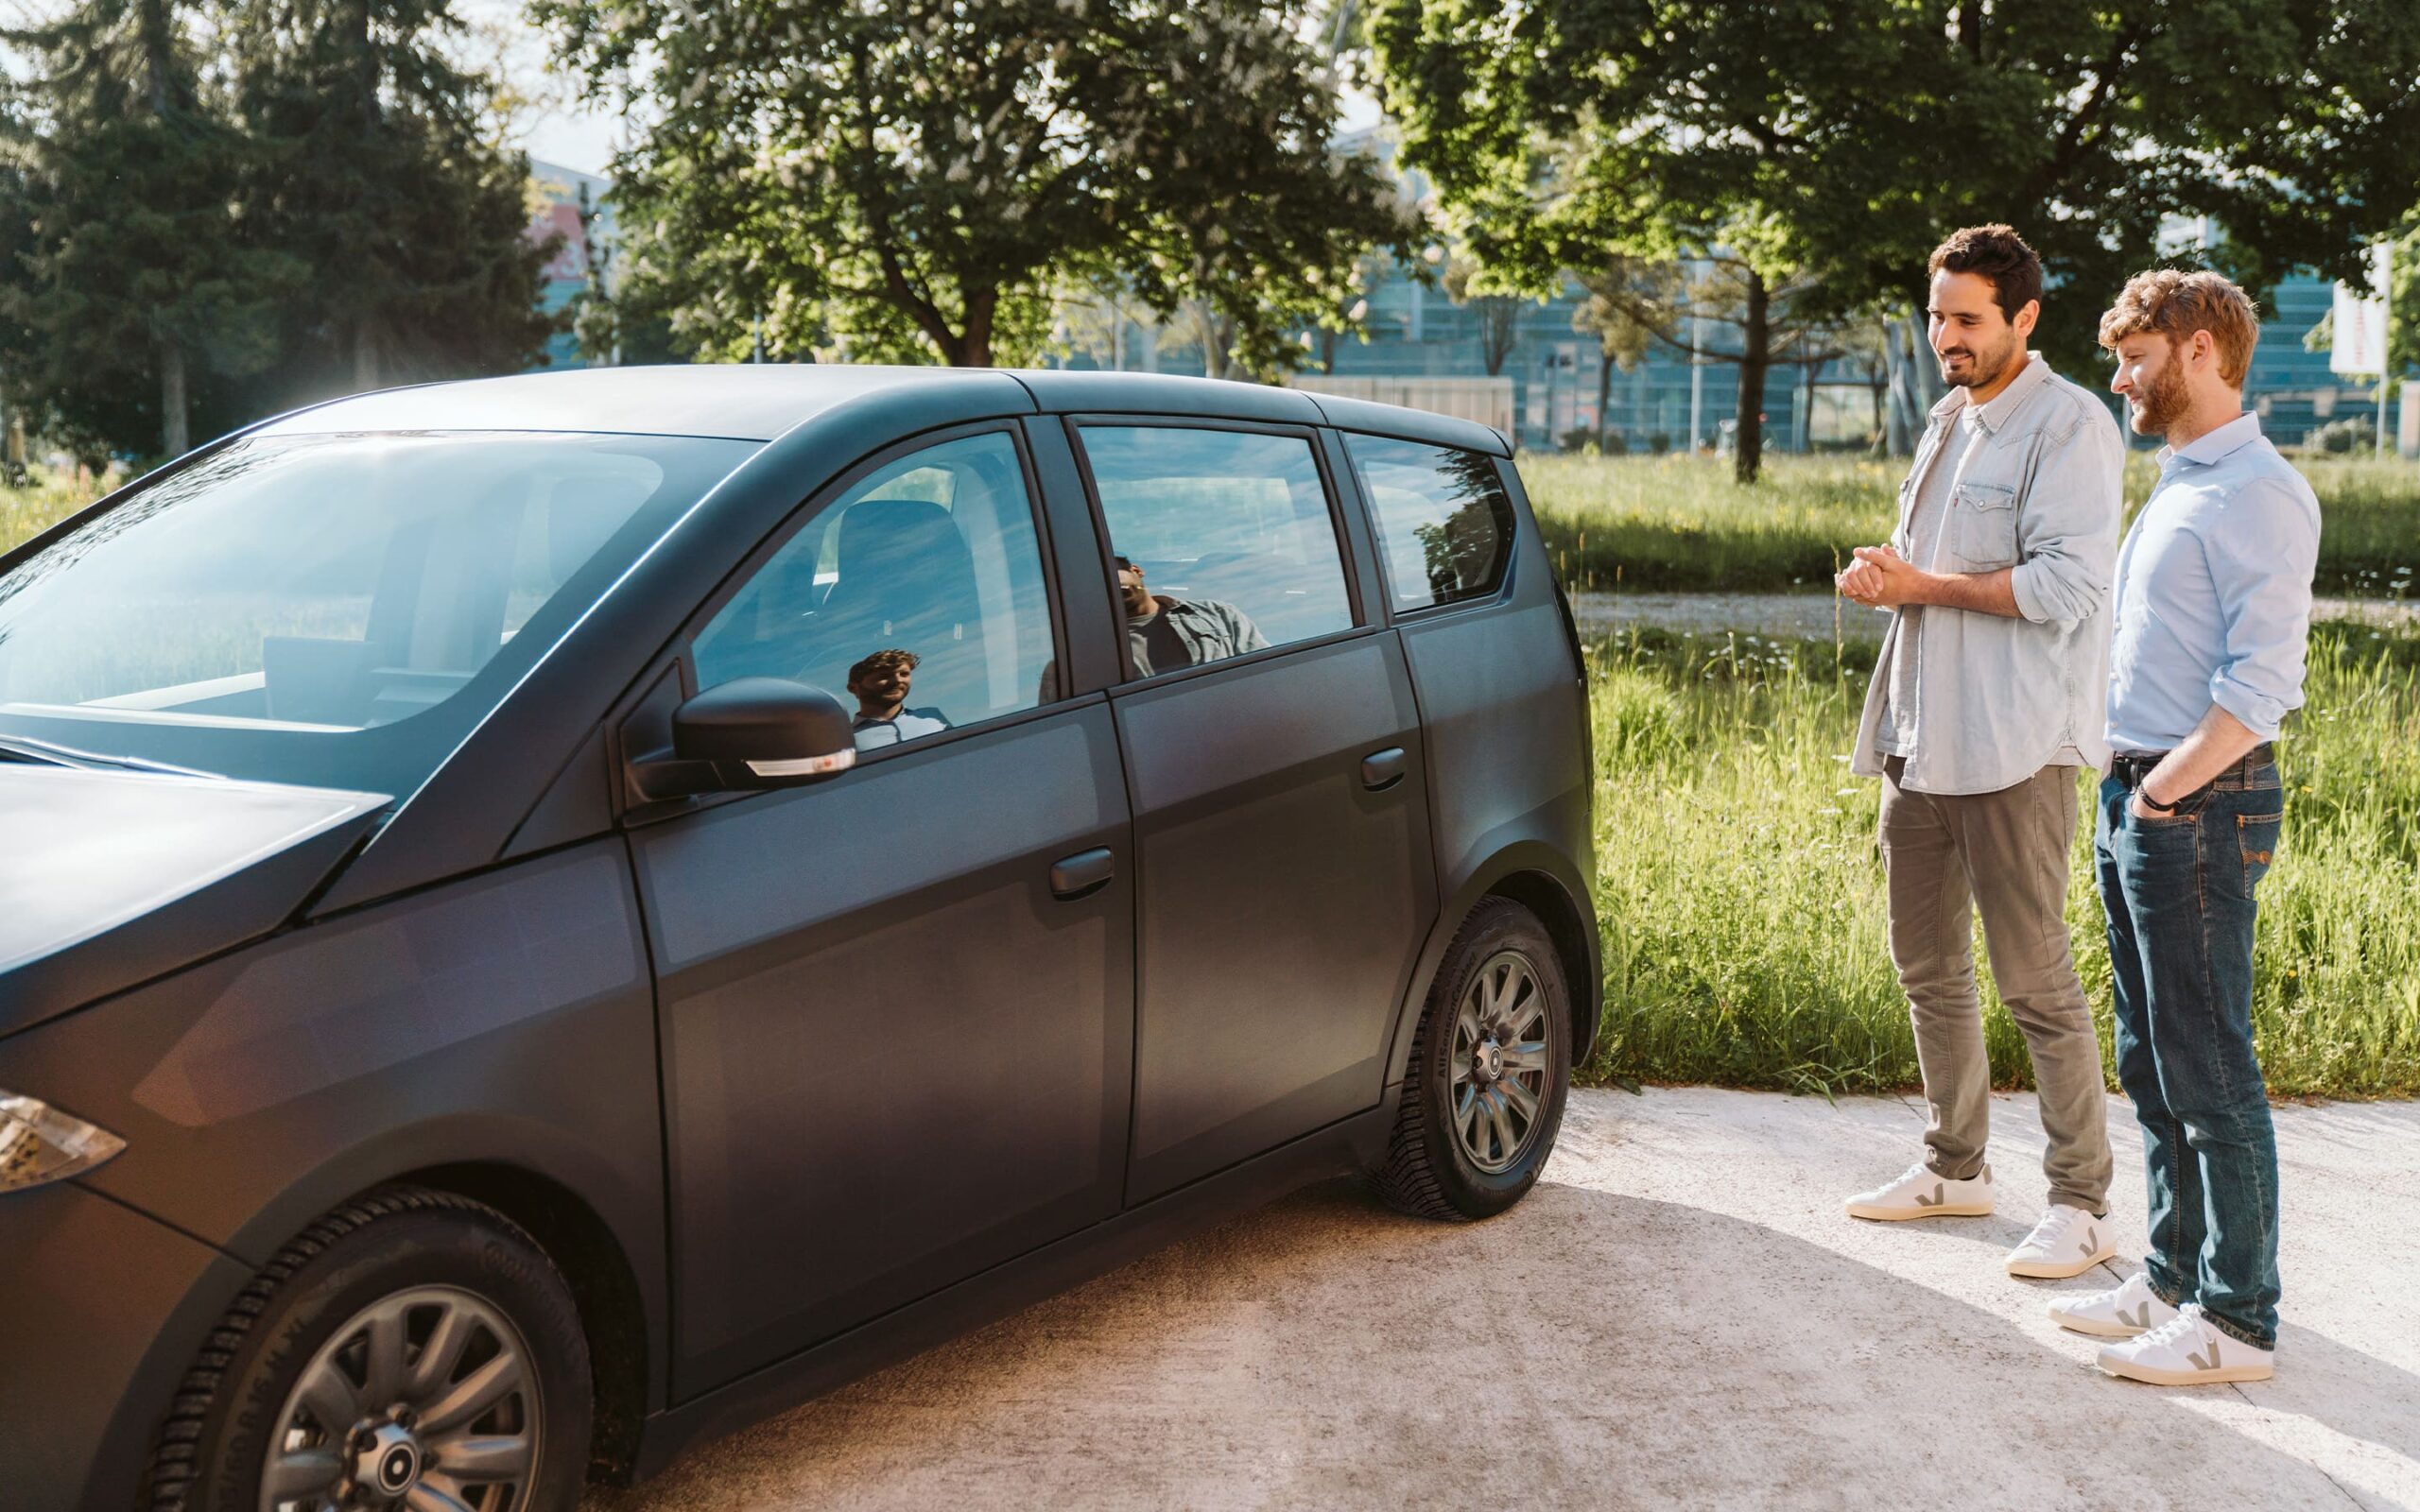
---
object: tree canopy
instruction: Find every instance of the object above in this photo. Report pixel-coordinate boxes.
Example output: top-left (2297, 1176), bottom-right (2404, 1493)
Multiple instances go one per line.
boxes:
top-left (1370, 0), bottom-right (2420, 477)
top-left (537, 0), bottom-right (1415, 370)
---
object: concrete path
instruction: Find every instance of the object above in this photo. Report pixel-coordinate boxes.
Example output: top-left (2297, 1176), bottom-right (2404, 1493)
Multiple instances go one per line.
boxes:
top-left (1573, 591), bottom-right (2419, 641)
top-left (586, 1088), bottom-right (2420, 1511)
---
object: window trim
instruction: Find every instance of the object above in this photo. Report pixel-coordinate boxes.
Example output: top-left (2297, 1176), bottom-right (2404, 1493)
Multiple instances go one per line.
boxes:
top-left (669, 418), bottom-right (1075, 775)
top-left (1336, 429), bottom-right (1525, 623)
top-left (1061, 414), bottom-right (1370, 685)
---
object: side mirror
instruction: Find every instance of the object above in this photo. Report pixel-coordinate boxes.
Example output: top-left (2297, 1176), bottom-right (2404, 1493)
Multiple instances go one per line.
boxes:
top-left (630, 677), bottom-right (856, 800)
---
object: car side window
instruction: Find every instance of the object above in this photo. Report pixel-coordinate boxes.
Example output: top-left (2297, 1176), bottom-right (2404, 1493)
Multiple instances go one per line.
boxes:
top-left (1342, 435), bottom-right (1517, 614)
top-left (692, 432), bottom-right (1057, 753)
top-left (1077, 425), bottom-right (1353, 680)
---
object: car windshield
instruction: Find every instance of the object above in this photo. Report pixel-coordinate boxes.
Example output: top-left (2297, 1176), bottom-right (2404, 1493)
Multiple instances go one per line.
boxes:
top-left (0, 429), bottom-right (756, 798)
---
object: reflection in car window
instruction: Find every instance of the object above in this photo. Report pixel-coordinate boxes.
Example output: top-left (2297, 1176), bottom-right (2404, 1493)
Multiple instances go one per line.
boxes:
top-left (0, 431), bottom-right (753, 794)
top-left (1342, 436), bottom-right (1517, 613)
top-left (692, 432), bottom-right (1055, 753)
top-left (1078, 426), bottom-right (1351, 679)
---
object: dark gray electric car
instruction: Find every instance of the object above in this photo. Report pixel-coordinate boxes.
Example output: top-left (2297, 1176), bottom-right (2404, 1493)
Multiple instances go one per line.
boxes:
top-left (0, 366), bottom-right (1598, 1508)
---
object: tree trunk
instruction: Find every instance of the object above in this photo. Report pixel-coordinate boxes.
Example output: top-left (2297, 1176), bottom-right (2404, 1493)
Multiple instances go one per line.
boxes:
top-left (159, 341), bottom-right (189, 457)
top-left (1733, 267), bottom-right (1770, 484)
top-left (957, 286), bottom-right (995, 367)
top-left (1598, 350), bottom-right (1615, 446)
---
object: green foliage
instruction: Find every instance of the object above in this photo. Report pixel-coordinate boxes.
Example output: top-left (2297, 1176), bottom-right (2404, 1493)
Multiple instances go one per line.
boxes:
top-left (538, 0), bottom-right (1414, 372)
top-left (223, 0), bottom-right (558, 400)
top-left (1529, 452), bottom-right (2420, 595)
top-left (0, 0), bottom-right (295, 459)
top-left (1369, 0), bottom-right (2420, 473)
top-left (1578, 620), bottom-right (2420, 1100)
top-left (0, 0), bottom-right (557, 460)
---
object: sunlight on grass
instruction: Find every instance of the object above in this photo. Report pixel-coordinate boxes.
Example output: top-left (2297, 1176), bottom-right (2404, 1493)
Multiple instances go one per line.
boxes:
top-left (1527, 452), bottom-right (2420, 595)
top-left (1580, 621), bottom-right (2420, 1100)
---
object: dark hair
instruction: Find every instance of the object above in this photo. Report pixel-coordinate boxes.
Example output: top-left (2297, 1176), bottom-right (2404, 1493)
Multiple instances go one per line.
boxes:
top-left (847, 647), bottom-right (920, 684)
top-left (1928, 224), bottom-right (2043, 324)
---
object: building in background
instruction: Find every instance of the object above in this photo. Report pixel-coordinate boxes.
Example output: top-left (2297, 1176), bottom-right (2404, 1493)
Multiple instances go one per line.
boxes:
top-left (526, 161), bottom-right (614, 371)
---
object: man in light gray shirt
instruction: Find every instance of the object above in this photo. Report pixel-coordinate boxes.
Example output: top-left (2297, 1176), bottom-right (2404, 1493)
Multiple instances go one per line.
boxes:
top-left (1835, 226), bottom-right (2126, 1282)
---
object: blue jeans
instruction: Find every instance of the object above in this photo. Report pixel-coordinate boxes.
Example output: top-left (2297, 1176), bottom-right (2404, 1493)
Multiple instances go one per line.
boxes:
top-left (2094, 758), bottom-right (2285, 1349)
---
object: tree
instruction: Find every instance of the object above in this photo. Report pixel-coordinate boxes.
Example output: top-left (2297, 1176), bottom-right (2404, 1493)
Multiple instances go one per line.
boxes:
top-left (1571, 258), bottom-right (1662, 449)
top-left (0, 0), bottom-right (290, 459)
top-left (1370, 0), bottom-right (2420, 480)
top-left (1442, 253), bottom-right (1522, 378)
top-left (538, 0), bottom-right (1410, 370)
top-left (224, 0), bottom-right (557, 404)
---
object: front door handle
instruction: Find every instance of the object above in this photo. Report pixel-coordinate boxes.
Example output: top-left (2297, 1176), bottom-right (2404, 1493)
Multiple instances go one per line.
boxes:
top-left (1050, 848), bottom-right (1115, 901)
top-left (1361, 747), bottom-right (1408, 792)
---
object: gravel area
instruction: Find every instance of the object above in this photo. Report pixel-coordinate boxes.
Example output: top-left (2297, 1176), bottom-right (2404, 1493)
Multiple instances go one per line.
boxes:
top-left (586, 1088), bottom-right (2420, 1511)
top-left (1575, 591), bottom-right (2419, 641)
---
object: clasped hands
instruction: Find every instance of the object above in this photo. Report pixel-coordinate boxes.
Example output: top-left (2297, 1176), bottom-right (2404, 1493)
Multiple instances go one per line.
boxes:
top-left (1835, 544), bottom-right (1925, 609)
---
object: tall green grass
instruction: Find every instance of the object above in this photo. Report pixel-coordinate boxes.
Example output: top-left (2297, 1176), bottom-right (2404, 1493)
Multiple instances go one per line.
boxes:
top-left (0, 468), bottom-right (100, 553)
top-left (1581, 621), bottom-right (2420, 1099)
top-left (1529, 451), bottom-right (2420, 596)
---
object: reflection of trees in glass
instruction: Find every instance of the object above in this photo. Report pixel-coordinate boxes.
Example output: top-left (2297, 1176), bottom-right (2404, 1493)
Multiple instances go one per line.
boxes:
top-left (1409, 449), bottom-right (1510, 602)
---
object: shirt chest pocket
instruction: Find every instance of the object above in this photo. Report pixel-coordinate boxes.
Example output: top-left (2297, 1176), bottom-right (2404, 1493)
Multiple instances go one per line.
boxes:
top-left (1949, 481), bottom-right (2019, 570)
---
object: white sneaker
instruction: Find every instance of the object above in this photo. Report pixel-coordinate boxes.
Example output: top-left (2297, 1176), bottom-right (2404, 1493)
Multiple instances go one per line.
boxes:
top-left (2048, 1270), bottom-right (2178, 1339)
top-left (2098, 1303), bottom-right (2275, 1385)
top-left (1844, 1161), bottom-right (1994, 1221)
top-left (2005, 1203), bottom-right (2118, 1279)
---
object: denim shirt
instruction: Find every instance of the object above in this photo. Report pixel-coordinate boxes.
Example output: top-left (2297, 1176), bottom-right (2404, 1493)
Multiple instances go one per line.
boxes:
top-left (1851, 353), bottom-right (2126, 796)
top-left (2105, 413), bottom-right (2320, 751)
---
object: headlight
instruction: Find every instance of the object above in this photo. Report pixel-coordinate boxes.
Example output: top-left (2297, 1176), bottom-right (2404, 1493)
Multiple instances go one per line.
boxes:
top-left (0, 1092), bottom-right (127, 1193)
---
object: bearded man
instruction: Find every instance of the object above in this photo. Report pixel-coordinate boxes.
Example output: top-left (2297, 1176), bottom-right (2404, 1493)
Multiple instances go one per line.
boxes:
top-left (1835, 225), bottom-right (2127, 1281)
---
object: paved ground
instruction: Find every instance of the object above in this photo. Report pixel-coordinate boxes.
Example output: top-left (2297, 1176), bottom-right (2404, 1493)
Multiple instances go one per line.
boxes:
top-left (1573, 591), bottom-right (2419, 641)
top-left (587, 1088), bottom-right (2420, 1511)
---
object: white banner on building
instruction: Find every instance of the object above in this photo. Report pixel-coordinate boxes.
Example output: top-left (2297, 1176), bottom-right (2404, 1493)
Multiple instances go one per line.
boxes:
top-left (2330, 243), bottom-right (2391, 376)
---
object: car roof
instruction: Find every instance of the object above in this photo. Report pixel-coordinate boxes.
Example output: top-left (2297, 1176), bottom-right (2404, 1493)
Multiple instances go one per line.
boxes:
top-left (253, 365), bottom-right (1512, 456)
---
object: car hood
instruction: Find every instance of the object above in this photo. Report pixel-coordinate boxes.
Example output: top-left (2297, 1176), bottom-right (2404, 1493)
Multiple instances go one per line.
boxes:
top-left (0, 765), bottom-right (389, 1037)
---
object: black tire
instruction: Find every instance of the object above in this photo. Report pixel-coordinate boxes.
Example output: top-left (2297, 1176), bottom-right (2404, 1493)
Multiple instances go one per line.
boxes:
top-left (1372, 897), bottom-right (1572, 1221)
top-left (147, 1185), bottom-right (593, 1512)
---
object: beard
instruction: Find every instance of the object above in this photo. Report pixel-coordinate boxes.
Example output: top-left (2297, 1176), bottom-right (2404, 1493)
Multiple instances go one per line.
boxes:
top-left (1938, 327), bottom-right (2021, 390)
top-left (2124, 359), bottom-right (2192, 436)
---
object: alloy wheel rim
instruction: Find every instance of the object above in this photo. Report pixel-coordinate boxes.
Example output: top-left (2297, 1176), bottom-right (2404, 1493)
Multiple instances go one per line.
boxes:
top-left (1449, 950), bottom-right (1551, 1174)
top-left (260, 1284), bottom-right (541, 1512)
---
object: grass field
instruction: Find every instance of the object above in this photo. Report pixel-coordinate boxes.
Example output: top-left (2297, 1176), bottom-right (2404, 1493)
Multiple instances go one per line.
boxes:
top-left (0, 467), bottom-right (99, 552)
top-left (1527, 451), bottom-right (2420, 596)
top-left (1579, 619), bottom-right (2420, 1101)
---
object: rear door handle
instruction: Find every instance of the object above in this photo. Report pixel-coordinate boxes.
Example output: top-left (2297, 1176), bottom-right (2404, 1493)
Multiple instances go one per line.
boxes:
top-left (1050, 848), bottom-right (1115, 901)
top-left (1361, 747), bottom-right (1408, 792)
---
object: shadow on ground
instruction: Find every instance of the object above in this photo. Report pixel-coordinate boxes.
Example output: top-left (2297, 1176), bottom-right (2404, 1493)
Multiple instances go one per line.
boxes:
top-left (585, 1090), bottom-right (2420, 1511)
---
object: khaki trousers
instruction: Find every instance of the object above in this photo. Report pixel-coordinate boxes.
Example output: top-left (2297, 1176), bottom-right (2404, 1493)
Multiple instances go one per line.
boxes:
top-left (1879, 758), bottom-right (2112, 1214)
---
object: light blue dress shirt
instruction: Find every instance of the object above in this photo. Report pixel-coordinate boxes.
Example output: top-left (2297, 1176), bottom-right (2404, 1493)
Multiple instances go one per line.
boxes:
top-left (2106, 413), bottom-right (2321, 752)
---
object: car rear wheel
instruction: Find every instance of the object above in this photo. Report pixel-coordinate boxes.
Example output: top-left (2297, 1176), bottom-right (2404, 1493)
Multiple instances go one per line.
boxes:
top-left (147, 1186), bottom-right (591, 1512)
top-left (1372, 897), bottom-right (1572, 1221)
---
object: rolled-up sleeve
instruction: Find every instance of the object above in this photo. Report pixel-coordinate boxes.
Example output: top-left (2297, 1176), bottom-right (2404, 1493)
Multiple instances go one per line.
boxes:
top-left (2009, 405), bottom-right (2124, 627)
top-left (2199, 478), bottom-right (2321, 738)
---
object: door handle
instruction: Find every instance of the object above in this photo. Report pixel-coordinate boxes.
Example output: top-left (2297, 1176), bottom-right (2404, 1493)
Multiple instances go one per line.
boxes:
top-left (1050, 848), bottom-right (1115, 901)
top-left (1361, 747), bottom-right (1408, 792)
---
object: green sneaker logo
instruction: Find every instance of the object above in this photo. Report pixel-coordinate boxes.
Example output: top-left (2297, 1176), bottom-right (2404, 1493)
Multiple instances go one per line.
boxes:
top-left (1915, 1183), bottom-right (1945, 1208)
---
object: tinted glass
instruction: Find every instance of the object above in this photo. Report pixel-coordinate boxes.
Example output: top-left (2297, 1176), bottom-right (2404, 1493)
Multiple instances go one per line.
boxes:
top-left (0, 430), bottom-right (755, 796)
top-left (693, 431), bottom-right (1055, 752)
top-left (1078, 425), bottom-right (1352, 679)
top-left (1343, 436), bottom-right (1516, 613)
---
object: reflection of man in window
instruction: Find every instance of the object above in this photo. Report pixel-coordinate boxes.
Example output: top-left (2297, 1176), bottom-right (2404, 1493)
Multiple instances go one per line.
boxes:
top-left (1116, 554), bottom-right (1269, 676)
top-left (846, 648), bottom-right (952, 749)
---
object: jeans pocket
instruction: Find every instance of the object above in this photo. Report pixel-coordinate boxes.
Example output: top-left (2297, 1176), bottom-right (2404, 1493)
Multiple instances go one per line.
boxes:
top-left (2238, 810), bottom-right (2283, 888)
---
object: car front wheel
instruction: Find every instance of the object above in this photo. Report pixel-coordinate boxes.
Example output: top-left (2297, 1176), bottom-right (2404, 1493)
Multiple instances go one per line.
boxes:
top-left (147, 1186), bottom-right (592, 1512)
top-left (1372, 897), bottom-right (1572, 1221)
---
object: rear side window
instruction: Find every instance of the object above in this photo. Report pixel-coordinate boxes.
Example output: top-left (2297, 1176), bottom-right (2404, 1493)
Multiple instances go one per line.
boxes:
top-left (1078, 425), bottom-right (1354, 679)
top-left (1343, 436), bottom-right (1517, 613)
